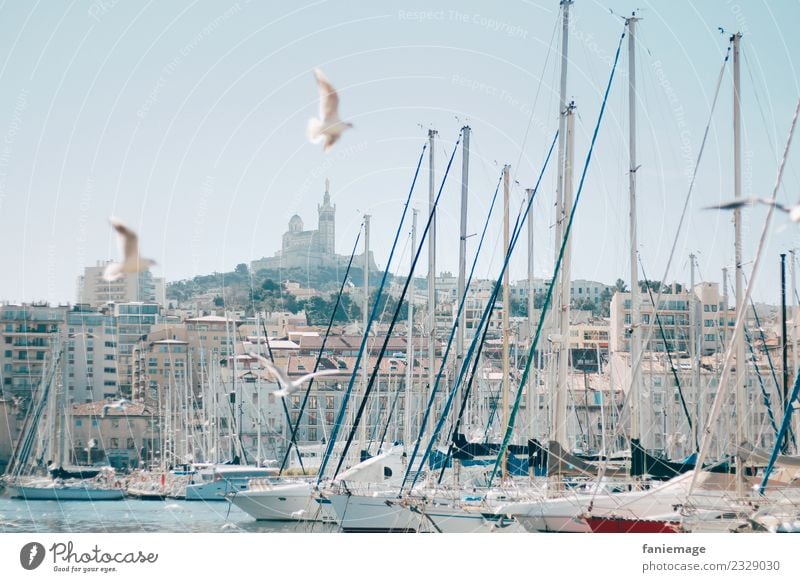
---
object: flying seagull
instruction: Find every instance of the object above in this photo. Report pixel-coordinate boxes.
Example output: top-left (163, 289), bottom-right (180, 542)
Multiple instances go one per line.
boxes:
top-left (103, 218), bottom-right (157, 282)
top-left (306, 68), bottom-right (353, 152)
top-left (705, 198), bottom-right (800, 223)
top-left (101, 398), bottom-right (132, 418)
top-left (249, 353), bottom-right (338, 397)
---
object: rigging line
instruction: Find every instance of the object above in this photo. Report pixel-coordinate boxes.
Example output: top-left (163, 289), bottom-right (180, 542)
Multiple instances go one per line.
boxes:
top-left (512, 8), bottom-right (560, 184)
top-left (743, 320), bottom-right (781, 440)
top-left (690, 97), bottom-right (800, 497)
top-left (743, 46), bottom-right (799, 199)
top-left (602, 44), bottom-right (732, 462)
top-left (488, 24), bottom-right (627, 489)
top-left (412, 132), bottom-right (559, 490)
top-left (638, 257), bottom-right (697, 450)
top-left (278, 226), bottom-right (363, 474)
top-left (438, 287), bottom-right (498, 485)
top-left (759, 370), bottom-right (800, 495)
top-left (735, 272), bottom-right (791, 447)
top-left (331, 133), bottom-right (463, 480)
top-left (316, 141), bottom-right (427, 484)
top-left (401, 172), bottom-right (507, 490)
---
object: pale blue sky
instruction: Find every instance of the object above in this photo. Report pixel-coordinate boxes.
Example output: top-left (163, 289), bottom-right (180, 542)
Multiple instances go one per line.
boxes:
top-left (0, 0), bottom-right (798, 305)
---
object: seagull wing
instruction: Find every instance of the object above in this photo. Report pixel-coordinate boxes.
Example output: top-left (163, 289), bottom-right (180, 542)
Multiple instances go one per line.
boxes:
top-left (705, 197), bottom-right (791, 213)
top-left (249, 353), bottom-right (290, 387)
top-left (110, 217), bottom-right (140, 262)
top-left (102, 261), bottom-right (122, 282)
top-left (704, 199), bottom-right (753, 210)
top-left (314, 68), bottom-right (339, 122)
top-left (291, 369), bottom-right (339, 386)
top-left (753, 198), bottom-right (791, 213)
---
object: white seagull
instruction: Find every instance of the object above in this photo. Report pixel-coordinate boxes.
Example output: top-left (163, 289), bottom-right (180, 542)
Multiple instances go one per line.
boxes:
top-left (103, 218), bottom-right (157, 282)
top-left (705, 198), bottom-right (800, 223)
top-left (306, 68), bottom-right (353, 152)
top-left (101, 398), bottom-right (132, 418)
top-left (249, 353), bottom-right (338, 397)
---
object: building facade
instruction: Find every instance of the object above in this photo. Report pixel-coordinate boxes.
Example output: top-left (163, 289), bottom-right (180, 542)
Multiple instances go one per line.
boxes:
top-left (77, 262), bottom-right (165, 308)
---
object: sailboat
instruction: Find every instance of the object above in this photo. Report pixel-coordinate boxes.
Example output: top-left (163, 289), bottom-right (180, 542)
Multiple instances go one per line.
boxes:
top-left (4, 341), bottom-right (124, 501)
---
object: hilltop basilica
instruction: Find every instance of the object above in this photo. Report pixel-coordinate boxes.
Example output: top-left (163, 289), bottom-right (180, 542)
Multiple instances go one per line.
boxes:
top-left (251, 180), bottom-right (377, 273)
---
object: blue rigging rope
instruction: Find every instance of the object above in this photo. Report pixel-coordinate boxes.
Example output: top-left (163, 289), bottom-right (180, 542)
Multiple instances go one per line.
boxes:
top-left (759, 368), bottom-right (800, 495)
top-left (488, 25), bottom-right (627, 488)
top-left (408, 131), bottom-right (559, 491)
top-left (316, 143), bottom-right (427, 484)
top-left (331, 133), bottom-right (462, 480)
top-left (279, 226), bottom-right (362, 474)
top-left (397, 171), bottom-right (503, 490)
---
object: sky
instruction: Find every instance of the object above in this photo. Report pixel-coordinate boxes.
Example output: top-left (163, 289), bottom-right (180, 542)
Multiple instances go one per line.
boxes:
top-left (0, 0), bottom-right (799, 306)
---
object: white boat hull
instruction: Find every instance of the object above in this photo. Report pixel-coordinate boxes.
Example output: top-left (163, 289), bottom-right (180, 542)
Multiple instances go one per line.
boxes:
top-left (422, 505), bottom-right (523, 533)
top-left (9, 485), bottom-right (125, 501)
top-left (328, 492), bottom-right (421, 533)
top-left (230, 482), bottom-right (334, 522)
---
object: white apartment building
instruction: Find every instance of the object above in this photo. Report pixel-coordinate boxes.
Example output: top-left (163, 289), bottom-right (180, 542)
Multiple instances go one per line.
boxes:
top-left (77, 261), bottom-right (165, 308)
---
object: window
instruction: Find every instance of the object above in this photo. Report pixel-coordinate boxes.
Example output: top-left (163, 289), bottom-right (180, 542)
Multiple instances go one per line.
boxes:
top-left (75, 419), bottom-right (83, 427)
top-left (325, 411), bottom-right (334, 425)
top-left (291, 395), bottom-right (300, 409)
top-left (110, 438), bottom-right (119, 448)
top-left (704, 304), bottom-right (710, 312)
top-left (308, 412), bottom-right (317, 426)
top-left (308, 428), bottom-right (318, 441)
top-left (126, 438), bottom-right (135, 449)
top-left (112, 419), bottom-right (120, 428)
top-left (308, 396), bottom-right (317, 409)
top-left (704, 334), bottom-right (715, 342)
top-left (326, 396), bottom-right (334, 409)
top-left (704, 320), bottom-right (715, 327)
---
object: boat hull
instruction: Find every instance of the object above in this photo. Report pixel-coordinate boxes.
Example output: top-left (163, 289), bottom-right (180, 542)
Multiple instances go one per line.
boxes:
top-left (328, 493), bottom-right (420, 533)
top-left (230, 482), bottom-right (335, 522)
top-left (9, 485), bottom-right (125, 501)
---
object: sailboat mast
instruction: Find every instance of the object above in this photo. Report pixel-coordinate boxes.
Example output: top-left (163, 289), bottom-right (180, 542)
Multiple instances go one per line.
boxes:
top-left (548, 0), bottom-right (571, 463)
top-left (405, 209), bottom-right (418, 447)
top-left (690, 253), bottom-right (699, 448)
top-left (502, 164), bottom-right (511, 481)
top-left (792, 249), bottom-right (799, 450)
top-left (732, 32), bottom-right (746, 498)
top-left (360, 214), bottom-right (371, 458)
top-left (627, 14), bottom-right (642, 451)
top-left (457, 126), bottom-right (470, 365)
top-left (553, 0), bottom-right (571, 263)
top-left (427, 129), bottom-right (437, 432)
top-left (526, 187), bottom-right (535, 435)
top-left (554, 104), bottom-right (575, 449)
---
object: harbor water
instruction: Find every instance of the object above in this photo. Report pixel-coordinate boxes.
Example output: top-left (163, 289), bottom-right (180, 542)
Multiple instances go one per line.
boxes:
top-left (0, 497), bottom-right (336, 533)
